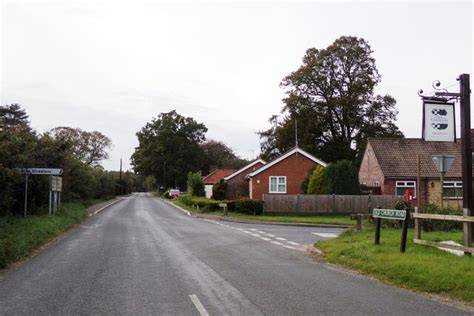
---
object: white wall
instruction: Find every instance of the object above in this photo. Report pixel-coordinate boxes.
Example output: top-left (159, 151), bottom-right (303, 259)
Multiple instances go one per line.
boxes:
top-left (205, 185), bottom-right (213, 199)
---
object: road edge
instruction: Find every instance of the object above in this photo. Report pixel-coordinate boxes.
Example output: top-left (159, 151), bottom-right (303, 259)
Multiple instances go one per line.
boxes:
top-left (88, 197), bottom-right (125, 216)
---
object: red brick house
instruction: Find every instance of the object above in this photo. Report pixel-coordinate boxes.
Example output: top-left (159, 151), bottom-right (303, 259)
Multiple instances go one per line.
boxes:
top-left (359, 138), bottom-right (466, 209)
top-left (202, 169), bottom-right (236, 199)
top-left (224, 159), bottom-right (266, 200)
top-left (247, 147), bottom-right (326, 200)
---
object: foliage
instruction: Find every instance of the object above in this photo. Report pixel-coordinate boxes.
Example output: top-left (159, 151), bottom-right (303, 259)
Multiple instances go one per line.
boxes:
top-left (325, 160), bottom-right (360, 195)
top-left (0, 103), bottom-right (30, 130)
top-left (234, 199), bottom-right (264, 215)
top-left (48, 127), bottom-right (112, 166)
top-left (300, 166), bottom-right (315, 194)
top-left (200, 140), bottom-right (248, 175)
top-left (131, 110), bottom-right (207, 189)
top-left (143, 175), bottom-right (157, 192)
top-left (0, 203), bottom-right (88, 268)
top-left (421, 204), bottom-right (463, 231)
top-left (259, 36), bottom-right (403, 163)
top-left (318, 228), bottom-right (474, 303)
top-left (178, 195), bottom-right (232, 212)
top-left (212, 179), bottom-right (227, 200)
top-left (187, 171), bottom-right (205, 197)
top-left (307, 165), bottom-right (327, 194)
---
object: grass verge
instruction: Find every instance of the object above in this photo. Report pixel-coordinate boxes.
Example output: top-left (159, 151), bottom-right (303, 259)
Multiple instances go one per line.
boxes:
top-left (173, 200), bottom-right (354, 225)
top-left (0, 203), bottom-right (88, 269)
top-left (317, 228), bottom-right (474, 303)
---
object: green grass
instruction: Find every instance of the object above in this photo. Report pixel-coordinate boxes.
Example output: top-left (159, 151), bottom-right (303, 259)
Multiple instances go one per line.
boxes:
top-left (317, 228), bottom-right (474, 302)
top-left (0, 203), bottom-right (88, 269)
top-left (173, 200), bottom-right (354, 225)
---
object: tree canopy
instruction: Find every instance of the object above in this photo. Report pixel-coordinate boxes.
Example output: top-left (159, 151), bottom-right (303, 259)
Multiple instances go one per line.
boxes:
top-left (131, 110), bottom-right (208, 189)
top-left (259, 36), bottom-right (403, 163)
top-left (200, 140), bottom-right (248, 175)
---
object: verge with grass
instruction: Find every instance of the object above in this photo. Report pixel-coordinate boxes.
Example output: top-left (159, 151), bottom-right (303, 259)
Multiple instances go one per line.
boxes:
top-left (173, 199), bottom-right (354, 225)
top-left (0, 203), bottom-right (88, 269)
top-left (317, 228), bottom-right (474, 303)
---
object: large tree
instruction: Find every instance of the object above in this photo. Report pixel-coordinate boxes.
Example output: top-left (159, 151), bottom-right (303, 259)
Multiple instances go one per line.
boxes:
top-left (259, 36), bottom-right (403, 163)
top-left (200, 140), bottom-right (248, 175)
top-left (131, 110), bottom-right (207, 189)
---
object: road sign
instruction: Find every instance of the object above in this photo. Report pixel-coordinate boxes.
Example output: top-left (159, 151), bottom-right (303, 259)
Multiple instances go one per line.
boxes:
top-left (16, 168), bottom-right (63, 175)
top-left (432, 155), bottom-right (455, 173)
top-left (51, 176), bottom-right (62, 192)
top-left (373, 208), bottom-right (407, 220)
top-left (422, 102), bottom-right (455, 142)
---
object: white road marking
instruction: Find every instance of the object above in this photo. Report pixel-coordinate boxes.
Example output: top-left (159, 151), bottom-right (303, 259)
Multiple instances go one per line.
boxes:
top-left (312, 232), bottom-right (338, 238)
top-left (266, 234), bottom-right (276, 237)
top-left (256, 231), bottom-right (265, 234)
top-left (243, 231), bottom-right (252, 234)
top-left (287, 241), bottom-right (300, 246)
top-left (271, 241), bottom-right (284, 246)
top-left (260, 237), bottom-right (271, 241)
top-left (250, 228), bottom-right (257, 231)
top-left (189, 295), bottom-right (209, 316)
top-left (250, 234), bottom-right (261, 237)
top-left (283, 245), bottom-right (297, 250)
top-left (276, 237), bottom-right (287, 241)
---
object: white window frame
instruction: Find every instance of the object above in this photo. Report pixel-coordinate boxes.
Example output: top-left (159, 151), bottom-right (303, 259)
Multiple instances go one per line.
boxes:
top-left (269, 176), bottom-right (287, 194)
top-left (395, 181), bottom-right (416, 198)
top-left (443, 181), bottom-right (463, 200)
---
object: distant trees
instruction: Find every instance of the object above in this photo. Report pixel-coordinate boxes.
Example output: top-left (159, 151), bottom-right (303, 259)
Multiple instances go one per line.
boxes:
top-left (187, 171), bottom-right (205, 197)
top-left (259, 36), bottom-right (403, 164)
top-left (212, 179), bottom-right (227, 200)
top-left (0, 104), bottom-right (129, 216)
top-left (200, 140), bottom-right (248, 175)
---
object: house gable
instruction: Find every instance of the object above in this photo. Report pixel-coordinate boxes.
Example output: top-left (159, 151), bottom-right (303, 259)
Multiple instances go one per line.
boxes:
top-left (358, 141), bottom-right (385, 188)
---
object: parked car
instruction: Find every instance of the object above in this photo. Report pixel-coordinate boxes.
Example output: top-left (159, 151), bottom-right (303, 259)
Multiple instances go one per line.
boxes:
top-left (169, 189), bottom-right (180, 199)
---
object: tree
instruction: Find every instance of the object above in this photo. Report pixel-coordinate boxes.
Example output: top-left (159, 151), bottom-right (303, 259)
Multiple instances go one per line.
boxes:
top-left (325, 160), bottom-right (360, 195)
top-left (0, 104), bottom-right (30, 130)
top-left (131, 110), bottom-right (207, 189)
top-left (259, 36), bottom-right (403, 164)
top-left (187, 171), bottom-right (205, 197)
top-left (144, 175), bottom-right (157, 192)
top-left (200, 140), bottom-right (248, 174)
top-left (307, 165), bottom-right (327, 194)
top-left (212, 179), bottom-right (227, 200)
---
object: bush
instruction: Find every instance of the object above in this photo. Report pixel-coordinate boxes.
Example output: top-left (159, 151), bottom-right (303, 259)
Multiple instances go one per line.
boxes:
top-left (212, 179), bottom-right (227, 200)
top-left (234, 199), bottom-right (264, 215)
top-left (421, 204), bottom-right (463, 232)
top-left (187, 171), bottom-right (205, 197)
top-left (178, 195), bottom-right (230, 212)
top-left (325, 160), bottom-right (360, 195)
top-left (307, 165), bottom-right (327, 194)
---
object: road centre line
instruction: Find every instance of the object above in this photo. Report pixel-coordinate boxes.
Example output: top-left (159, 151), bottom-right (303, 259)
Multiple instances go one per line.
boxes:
top-left (271, 241), bottom-right (284, 246)
top-left (276, 237), bottom-right (287, 241)
top-left (189, 295), bottom-right (209, 316)
top-left (260, 237), bottom-right (271, 241)
top-left (287, 241), bottom-right (300, 246)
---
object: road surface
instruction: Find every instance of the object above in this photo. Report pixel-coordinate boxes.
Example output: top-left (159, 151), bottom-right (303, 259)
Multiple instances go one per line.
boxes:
top-left (0, 193), bottom-right (467, 315)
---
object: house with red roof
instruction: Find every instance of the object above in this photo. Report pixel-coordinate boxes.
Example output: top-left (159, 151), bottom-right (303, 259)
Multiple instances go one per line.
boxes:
top-left (247, 147), bottom-right (326, 200)
top-left (223, 159), bottom-right (266, 200)
top-left (202, 169), bottom-right (236, 199)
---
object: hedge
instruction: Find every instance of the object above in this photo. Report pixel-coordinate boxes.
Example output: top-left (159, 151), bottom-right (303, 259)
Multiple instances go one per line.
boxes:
top-left (178, 196), bottom-right (263, 214)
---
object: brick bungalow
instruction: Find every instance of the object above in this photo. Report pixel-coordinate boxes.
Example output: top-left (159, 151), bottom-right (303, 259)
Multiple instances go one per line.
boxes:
top-left (224, 159), bottom-right (266, 200)
top-left (247, 147), bottom-right (326, 200)
top-left (359, 138), bottom-right (467, 209)
top-left (202, 169), bottom-right (236, 199)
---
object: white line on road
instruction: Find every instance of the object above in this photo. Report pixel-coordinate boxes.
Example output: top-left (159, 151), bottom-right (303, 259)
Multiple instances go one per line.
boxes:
top-left (266, 234), bottom-right (276, 237)
top-left (287, 241), bottom-right (300, 246)
top-left (250, 234), bottom-right (261, 237)
top-left (260, 237), bottom-right (271, 241)
top-left (276, 237), bottom-right (287, 241)
top-left (312, 232), bottom-right (338, 238)
top-left (189, 295), bottom-right (209, 316)
top-left (283, 245), bottom-right (297, 250)
top-left (271, 241), bottom-right (284, 246)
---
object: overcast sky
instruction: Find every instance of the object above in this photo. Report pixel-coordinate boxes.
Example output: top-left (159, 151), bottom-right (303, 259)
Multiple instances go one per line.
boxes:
top-left (1, 1), bottom-right (473, 171)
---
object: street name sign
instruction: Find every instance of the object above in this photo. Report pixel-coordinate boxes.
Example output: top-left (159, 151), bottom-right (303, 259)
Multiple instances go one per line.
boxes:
top-left (422, 102), bottom-right (455, 142)
top-left (373, 208), bottom-right (407, 220)
top-left (16, 168), bottom-right (63, 175)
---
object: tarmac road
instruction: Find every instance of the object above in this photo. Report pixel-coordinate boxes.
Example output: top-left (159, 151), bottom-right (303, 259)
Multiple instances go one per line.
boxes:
top-left (0, 193), bottom-right (468, 315)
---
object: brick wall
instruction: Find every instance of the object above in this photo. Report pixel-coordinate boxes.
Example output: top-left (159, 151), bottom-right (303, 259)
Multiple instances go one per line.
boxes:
top-left (358, 142), bottom-right (385, 190)
top-left (226, 162), bottom-right (265, 200)
top-left (250, 153), bottom-right (319, 200)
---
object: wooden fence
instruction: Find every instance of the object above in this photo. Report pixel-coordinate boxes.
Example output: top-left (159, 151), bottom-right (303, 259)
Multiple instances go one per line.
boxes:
top-left (262, 194), bottom-right (403, 214)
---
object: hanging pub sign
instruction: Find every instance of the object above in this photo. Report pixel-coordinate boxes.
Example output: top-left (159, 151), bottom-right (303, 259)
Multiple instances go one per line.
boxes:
top-left (422, 101), bottom-right (456, 142)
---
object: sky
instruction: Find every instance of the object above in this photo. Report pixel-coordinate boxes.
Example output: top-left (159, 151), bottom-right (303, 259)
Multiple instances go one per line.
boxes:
top-left (1, 0), bottom-right (473, 171)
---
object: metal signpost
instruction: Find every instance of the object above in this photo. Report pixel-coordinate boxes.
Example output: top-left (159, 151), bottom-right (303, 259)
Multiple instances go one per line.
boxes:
top-left (431, 154), bottom-right (455, 208)
top-left (15, 168), bottom-right (63, 216)
top-left (373, 208), bottom-right (410, 253)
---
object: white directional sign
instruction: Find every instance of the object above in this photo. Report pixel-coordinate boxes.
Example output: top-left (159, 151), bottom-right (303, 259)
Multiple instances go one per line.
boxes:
top-left (423, 102), bottom-right (455, 142)
top-left (51, 176), bottom-right (63, 192)
top-left (16, 168), bottom-right (63, 175)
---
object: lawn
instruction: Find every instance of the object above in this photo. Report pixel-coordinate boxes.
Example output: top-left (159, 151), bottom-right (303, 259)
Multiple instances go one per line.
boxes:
top-left (317, 228), bottom-right (474, 303)
top-left (173, 200), bottom-right (355, 225)
top-left (0, 203), bottom-right (89, 269)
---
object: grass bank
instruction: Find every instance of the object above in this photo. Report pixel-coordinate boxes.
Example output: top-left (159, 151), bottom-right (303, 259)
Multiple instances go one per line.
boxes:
top-left (317, 228), bottom-right (474, 303)
top-left (173, 200), bottom-right (354, 225)
top-left (0, 203), bottom-right (88, 269)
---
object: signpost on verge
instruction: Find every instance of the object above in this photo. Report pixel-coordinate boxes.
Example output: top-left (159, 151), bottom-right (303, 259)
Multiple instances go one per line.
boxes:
top-left (372, 208), bottom-right (410, 253)
top-left (15, 168), bottom-right (63, 216)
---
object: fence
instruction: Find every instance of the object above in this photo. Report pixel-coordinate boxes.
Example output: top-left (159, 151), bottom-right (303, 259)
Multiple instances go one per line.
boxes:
top-left (262, 194), bottom-right (403, 214)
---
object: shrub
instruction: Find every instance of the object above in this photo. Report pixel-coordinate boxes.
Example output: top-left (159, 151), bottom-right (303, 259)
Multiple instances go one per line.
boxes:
top-left (325, 160), bottom-right (360, 195)
top-left (187, 171), bottom-right (205, 197)
top-left (307, 165), bottom-right (327, 194)
top-left (301, 166), bottom-right (316, 194)
top-left (234, 199), bottom-right (264, 215)
top-left (178, 195), bottom-right (230, 212)
top-left (421, 204), bottom-right (462, 232)
top-left (212, 179), bottom-right (227, 200)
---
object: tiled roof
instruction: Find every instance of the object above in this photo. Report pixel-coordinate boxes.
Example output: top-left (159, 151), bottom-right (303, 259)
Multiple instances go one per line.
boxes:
top-left (202, 169), bottom-right (236, 184)
top-left (368, 138), bottom-right (467, 179)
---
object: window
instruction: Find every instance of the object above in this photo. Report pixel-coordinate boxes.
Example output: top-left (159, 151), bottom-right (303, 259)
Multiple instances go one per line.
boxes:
top-left (373, 181), bottom-right (380, 187)
top-left (396, 181), bottom-right (416, 198)
top-left (443, 181), bottom-right (462, 199)
top-left (269, 176), bottom-right (286, 193)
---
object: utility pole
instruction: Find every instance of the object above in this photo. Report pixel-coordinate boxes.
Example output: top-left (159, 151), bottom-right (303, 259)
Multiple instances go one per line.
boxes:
top-left (119, 158), bottom-right (123, 195)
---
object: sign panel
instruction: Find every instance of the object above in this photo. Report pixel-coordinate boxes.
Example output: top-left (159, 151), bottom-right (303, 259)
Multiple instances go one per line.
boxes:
top-left (51, 176), bottom-right (62, 192)
top-left (423, 102), bottom-right (455, 142)
top-left (16, 168), bottom-right (63, 175)
top-left (373, 208), bottom-right (407, 220)
top-left (432, 155), bottom-right (456, 173)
